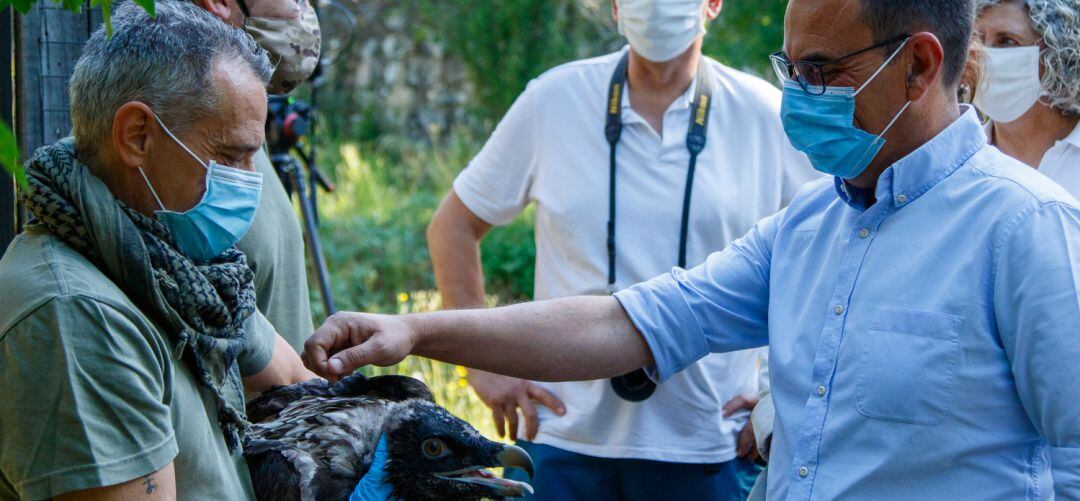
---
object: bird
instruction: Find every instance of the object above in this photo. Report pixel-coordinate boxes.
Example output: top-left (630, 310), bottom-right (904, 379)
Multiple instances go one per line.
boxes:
top-left (243, 373), bottom-right (535, 501)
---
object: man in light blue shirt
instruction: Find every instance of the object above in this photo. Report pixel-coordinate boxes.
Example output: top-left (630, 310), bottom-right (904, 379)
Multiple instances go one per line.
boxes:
top-left (306, 0), bottom-right (1080, 498)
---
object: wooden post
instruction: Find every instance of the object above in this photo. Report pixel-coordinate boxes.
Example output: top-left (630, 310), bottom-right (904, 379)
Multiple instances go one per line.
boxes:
top-left (1, 3), bottom-right (101, 256)
top-left (16, 4), bottom-right (102, 158)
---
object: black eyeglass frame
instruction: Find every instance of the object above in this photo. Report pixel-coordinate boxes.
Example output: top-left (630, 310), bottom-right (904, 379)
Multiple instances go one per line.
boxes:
top-left (770, 34), bottom-right (912, 95)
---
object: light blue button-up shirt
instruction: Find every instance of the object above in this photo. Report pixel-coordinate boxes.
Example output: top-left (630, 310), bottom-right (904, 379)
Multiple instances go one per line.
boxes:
top-left (614, 108), bottom-right (1080, 500)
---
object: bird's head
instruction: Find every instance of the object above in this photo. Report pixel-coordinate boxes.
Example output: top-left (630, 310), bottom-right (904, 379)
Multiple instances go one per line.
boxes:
top-left (380, 399), bottom-right (534, 500)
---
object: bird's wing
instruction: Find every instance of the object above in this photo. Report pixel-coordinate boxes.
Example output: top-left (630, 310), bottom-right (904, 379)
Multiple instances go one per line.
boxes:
top-left (247, 374), bottom-right (433, 424)
top-left (247, 378), bottom-right (335, 423)
top-left (246, 396), bottom-right (396, 501)
top-left (332, 374), bottom-right (435, 403)
top-left (245, 441), bottom-right (306, 501)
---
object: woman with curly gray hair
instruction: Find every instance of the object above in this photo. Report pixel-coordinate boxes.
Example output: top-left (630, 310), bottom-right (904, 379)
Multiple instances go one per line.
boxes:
top-left (974, 0), bottom-right (1080, 197)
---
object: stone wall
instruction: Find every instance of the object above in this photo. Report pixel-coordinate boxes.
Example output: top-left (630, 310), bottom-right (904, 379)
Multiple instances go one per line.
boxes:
top-left (318, 0), bottom-right (617, 143)
top-left (320, 0), bottom-right (477, 142)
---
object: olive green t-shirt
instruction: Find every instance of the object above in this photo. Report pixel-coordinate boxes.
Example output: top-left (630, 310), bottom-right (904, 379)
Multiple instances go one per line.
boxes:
top-left (238, 149), bottom-right (314, 352)
top-left (0, 225), bottom-right (276, 500)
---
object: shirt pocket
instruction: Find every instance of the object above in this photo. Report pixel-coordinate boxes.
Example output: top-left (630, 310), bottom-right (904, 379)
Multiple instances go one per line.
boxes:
top-left (855, 306), bottom-right (962, 426)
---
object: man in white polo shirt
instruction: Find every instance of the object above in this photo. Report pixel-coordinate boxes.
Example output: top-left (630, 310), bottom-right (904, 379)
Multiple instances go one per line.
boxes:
top-left (426, 0), bottom-right (816, 498)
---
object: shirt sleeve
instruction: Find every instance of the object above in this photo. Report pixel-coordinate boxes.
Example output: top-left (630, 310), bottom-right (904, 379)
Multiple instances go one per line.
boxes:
top-left (993, 202), bottom-right (1080, 496)
top-left (452, 80), bottom-right (540, 226)
top-left (0, 296), bottom-right (178, 500)
top-left (614, 209), bottom-right (782, 382)
top-left (237, 310), bottom-right (277, 377)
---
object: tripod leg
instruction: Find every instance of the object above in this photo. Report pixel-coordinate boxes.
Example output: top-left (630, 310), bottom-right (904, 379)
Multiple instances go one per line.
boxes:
top-left (289, 162), bottom-right (337, 317)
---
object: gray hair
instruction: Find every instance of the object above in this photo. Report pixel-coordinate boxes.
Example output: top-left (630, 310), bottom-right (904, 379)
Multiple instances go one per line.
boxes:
top-left (859, 0), bottom-right (976, 88)
top-left (70, 0), bottom-right (273, 161)
top-left (976, 0), bottom-right (1080, 115)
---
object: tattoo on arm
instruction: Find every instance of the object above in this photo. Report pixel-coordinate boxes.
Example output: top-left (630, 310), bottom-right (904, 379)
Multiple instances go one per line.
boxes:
top-left (142, 475), bottom-right (157, 495)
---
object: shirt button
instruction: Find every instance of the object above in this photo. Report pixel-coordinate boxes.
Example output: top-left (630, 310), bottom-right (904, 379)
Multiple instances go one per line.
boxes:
top-left (858, 228), bottom-right (870, 238)
top-left (897, 194), bottom-right (908, 204)
top-left (834, 305), bottom-right (844, 315)
top-left (799, 466), bottom-right (810, 477)
top-left (817, 385), bottom-right (827, 396)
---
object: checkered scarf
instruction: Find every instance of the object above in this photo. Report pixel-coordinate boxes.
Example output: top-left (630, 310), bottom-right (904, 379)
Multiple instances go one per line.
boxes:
top-left (20, 138), bottom-right (255, 452)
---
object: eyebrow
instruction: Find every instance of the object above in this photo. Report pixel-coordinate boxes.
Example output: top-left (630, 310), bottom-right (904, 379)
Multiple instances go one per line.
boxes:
top-left (221, 143), bottom-right (264, 156)
top-left (798, 51), bottom-right (835, 63)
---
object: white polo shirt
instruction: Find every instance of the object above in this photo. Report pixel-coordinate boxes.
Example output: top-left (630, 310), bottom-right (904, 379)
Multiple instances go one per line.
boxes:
top-left (988, 121), bottom-right (1080, 199)
top-left (453, 48), bottom-right (817, 463)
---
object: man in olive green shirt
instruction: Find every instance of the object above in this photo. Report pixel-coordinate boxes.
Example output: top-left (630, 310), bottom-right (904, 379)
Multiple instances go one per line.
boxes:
top-left (0, 225), bottom-right (280, 499)
top-left (0, 3), bottom-right (314, 499)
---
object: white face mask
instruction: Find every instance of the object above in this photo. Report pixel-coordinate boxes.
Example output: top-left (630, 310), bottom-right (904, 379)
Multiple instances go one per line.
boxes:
top-left (616, 0), bottom-right (707, 63)
top-left (974, 46), bottom-right (1043, 124)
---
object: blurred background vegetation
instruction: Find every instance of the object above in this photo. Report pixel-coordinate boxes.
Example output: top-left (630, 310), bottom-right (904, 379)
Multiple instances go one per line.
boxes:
top-left (311, 0), bottom-right (788, 438)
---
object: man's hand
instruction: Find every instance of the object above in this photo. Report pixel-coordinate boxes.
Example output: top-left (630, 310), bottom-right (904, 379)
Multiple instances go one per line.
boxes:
top-left (303, 312), bottom-right (416, 381)
top-left (468, 369), bottom-right (566, 441)
top-left (723, 392), bottom-right (760, 462)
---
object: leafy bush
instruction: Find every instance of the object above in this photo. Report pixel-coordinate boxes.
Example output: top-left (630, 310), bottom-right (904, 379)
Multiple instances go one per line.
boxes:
top-left (314, 130), bottom-right (535, 318)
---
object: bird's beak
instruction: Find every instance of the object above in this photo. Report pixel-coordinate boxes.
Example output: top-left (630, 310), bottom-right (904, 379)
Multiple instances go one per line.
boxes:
top-left (497, 444), bottom-right (534, 480)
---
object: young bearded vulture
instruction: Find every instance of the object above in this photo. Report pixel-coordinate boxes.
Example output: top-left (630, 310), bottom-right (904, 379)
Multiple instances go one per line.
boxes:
top-left (244, 373), bottom-right (534, 500)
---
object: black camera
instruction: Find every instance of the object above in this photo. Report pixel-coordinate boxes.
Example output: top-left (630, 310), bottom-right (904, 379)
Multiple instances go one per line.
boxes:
top-left (266, 96), bottom-right (312, 155)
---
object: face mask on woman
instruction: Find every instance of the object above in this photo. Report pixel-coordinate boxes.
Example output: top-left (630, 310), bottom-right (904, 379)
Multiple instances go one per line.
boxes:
top-left (974, 46), bottom-right (1043, 124)
top-left (616, 0), bottom-right (707, 63)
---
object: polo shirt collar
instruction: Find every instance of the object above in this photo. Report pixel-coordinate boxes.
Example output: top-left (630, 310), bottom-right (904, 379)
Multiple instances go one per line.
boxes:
top-left (835, 106), bottom-right (986, 210)
top-left (619, 45), bottom-right (700, 113)
top-left (1061, 121), bottom-right (1080, 149)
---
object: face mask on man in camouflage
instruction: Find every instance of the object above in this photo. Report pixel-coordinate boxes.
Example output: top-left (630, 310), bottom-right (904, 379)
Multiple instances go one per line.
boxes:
top-left (236, 0), bottom-right (321, 95)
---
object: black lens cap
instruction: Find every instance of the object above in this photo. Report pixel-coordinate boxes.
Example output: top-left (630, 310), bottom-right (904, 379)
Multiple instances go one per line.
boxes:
top-left (610, 369), bottom-right (656, 402)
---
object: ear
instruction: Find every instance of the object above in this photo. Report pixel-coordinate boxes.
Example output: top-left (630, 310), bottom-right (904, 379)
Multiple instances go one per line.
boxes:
top-left (111, 102), bottom-right (156, 170)
top-left (705, 0), bottom-right (723, 20)
top-left (905, 32), bottom-right (945, 103)
top-left (197, 0), bottom-right (234, 23)
top-left (611, 0), bottom-right (618, 23)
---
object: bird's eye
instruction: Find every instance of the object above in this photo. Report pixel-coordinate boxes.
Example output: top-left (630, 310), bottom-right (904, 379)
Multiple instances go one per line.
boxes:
top-left (421, 438), bottom-right (449, 459)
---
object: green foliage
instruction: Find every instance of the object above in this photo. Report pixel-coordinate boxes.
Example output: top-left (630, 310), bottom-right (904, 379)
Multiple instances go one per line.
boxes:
top-left (409, 0), bottom-right (788, 125)
top-left (313, 131), bottom-right (534, 319)
top-left (705, 0), bottom-right (789, 78)
top-left (0, 122), bottom-right (24, 189)
top-left (415, 0), bottom-right (619, 125)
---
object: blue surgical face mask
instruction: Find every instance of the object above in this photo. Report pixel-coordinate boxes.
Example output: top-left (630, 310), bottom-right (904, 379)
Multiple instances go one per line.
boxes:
top-left (138, 114), bottom-right (263, 261)
top-left (780, 40), bottom-right (913, 180)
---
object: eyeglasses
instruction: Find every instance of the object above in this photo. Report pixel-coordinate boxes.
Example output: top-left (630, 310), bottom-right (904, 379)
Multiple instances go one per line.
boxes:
top-left (770, 34), bottom-right (911, 95)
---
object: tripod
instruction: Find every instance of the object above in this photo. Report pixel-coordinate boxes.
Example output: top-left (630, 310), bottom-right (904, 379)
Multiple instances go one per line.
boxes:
top-left (270, 149), bottom-right (337, 317)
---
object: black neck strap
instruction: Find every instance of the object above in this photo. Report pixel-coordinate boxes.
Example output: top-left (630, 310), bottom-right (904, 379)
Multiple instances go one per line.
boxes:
top-left (605, 52), bottom-right (714, 290)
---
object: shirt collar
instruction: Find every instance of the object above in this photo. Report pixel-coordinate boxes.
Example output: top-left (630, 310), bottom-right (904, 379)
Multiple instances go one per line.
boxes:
top-left (835, 105), bottom-right (986, 210)
top-left (1061, 121), bottom-right (1080, 149)
top-left (619, 45), bottom-right (699, 113)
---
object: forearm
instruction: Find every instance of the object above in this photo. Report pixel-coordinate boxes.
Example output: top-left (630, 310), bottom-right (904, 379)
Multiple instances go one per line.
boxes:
top-left (244, 334), bottom-right (318, 393)
top-left (408, 295), bottom-right (651, 381)
top-left (428, 192), bottom-right (490, 309)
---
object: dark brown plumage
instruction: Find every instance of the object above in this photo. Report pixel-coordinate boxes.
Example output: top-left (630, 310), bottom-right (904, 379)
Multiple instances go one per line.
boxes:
top-left (244, 373), bottom-right (534, 501)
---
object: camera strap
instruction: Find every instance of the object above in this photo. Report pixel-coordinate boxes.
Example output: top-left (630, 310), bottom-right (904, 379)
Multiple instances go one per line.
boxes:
top-left (605, 51), bottom-right (715, 403)
top-left (604, 51), bottom-right (714, 293)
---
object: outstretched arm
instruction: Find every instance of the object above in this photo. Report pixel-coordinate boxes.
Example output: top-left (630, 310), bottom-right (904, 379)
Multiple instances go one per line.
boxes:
top-left (304, 295), bottom-right (651, 382)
